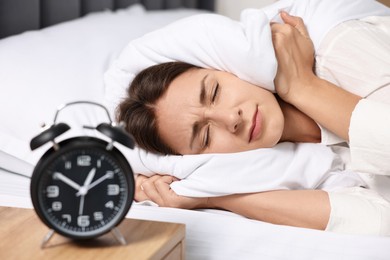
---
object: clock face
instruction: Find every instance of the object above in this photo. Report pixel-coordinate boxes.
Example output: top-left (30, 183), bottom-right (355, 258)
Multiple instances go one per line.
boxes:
top-left (30, 137), bottom-right (134, 239)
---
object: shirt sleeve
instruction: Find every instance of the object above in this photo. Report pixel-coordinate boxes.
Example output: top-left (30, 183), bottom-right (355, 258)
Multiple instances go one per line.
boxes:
top-left (319, 124), bottom-right (346, 146)
top-left (349, 99), bottom-right (390, 175)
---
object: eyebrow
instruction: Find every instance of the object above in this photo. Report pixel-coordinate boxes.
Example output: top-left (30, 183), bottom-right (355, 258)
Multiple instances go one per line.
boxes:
top-left (199, 74), bottom-right (208, 105)
top-left (190, 74), bottom-right (208, 150)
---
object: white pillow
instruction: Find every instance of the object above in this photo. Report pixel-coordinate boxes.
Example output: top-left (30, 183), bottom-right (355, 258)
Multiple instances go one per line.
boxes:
top-left (0, 4), bottom-right (209, 165)
top-left (102, 0), bottom-right (390, 180)
top-left (103, 10), bottom-right (276, 115)
top-left (103, 0), bottom-right (390, 118)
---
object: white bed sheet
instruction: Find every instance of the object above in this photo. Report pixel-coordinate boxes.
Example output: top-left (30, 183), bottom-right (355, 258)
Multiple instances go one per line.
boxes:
top-left (1, 158), bottom-right (390, 260)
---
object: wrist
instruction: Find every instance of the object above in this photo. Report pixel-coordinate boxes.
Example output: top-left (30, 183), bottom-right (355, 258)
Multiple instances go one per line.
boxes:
top-left (205, 197), bottom-right (214, 208)
top-left (190, 197), bottom-right (213, 209)
top-left (205, 197), bottom-right (219, 209)
top-left (286, 72), bottom-right (319, 105)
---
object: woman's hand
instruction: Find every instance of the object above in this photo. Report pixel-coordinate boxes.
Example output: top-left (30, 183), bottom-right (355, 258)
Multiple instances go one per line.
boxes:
top-left (134, 174), bottom-right (208, 209)
top-left (271, 12), bottom-right (361, 141)
top-left (271, 12), bottom-right (316, 103)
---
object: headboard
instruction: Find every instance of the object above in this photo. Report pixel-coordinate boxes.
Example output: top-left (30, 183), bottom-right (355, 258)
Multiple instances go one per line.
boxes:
top-left (0, 0), bottom-right (215, 39)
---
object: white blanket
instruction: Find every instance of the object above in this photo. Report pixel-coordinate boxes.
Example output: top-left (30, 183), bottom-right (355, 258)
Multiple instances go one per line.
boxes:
top-left (104, 0), bottom-right (390, 197)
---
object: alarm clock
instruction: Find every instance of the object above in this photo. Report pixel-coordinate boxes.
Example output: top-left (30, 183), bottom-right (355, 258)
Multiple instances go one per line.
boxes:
top-left (30, 101), bottom-right (135, 246)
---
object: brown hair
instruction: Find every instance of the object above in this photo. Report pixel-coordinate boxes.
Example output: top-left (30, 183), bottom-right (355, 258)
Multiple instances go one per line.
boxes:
top-left (116, 62), bottom-right (198, 155)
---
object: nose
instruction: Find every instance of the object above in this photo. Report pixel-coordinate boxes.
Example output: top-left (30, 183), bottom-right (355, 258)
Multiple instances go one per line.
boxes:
top-left (205, 107), bottom-right (243, 133)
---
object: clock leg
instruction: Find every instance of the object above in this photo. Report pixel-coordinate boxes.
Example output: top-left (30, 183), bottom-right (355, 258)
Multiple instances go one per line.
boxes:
top-left (111, 227), bottom-right (127, 245)
top-left (41, 229), bottom-right (55, 248)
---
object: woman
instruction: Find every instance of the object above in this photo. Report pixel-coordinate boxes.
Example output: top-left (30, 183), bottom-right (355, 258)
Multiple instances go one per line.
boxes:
top-left (117, 13), bottom-right (390, 234)
top-left (121, 61), bottom-right (321, 155)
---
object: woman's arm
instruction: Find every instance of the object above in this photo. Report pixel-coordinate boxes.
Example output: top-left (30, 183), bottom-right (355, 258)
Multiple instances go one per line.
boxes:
top-left (135, 174), bottom-right (330, 230)
top-left (271, 12), bottom-right (362, 141)
top-left (209, 190), bottom-right (330, 230)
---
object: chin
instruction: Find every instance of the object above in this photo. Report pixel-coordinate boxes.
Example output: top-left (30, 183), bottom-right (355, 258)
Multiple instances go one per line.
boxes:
top-left (264, 134), bottom-right (283, 149)
top-left (268, 120), bottom-right (284, 145)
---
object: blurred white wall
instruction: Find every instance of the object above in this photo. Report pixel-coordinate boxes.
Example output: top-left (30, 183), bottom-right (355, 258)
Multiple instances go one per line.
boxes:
top-left (216, 0), bottom-right (277, 20)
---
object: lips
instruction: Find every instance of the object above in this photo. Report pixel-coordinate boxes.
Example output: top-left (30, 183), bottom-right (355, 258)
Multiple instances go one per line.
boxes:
top-left (249, 106), bottom-right (262, 143)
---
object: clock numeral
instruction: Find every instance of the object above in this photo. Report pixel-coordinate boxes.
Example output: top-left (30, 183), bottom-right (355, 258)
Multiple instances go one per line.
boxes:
top-left (46, 185), bottom-right (59, 198)
top-left (65, 161), bottom-right (72, 169)
top-left (62, 214), bottom-right (72, 223)
top-left (105, 201), bottom-right (114, 209)
top-left (107, 184), bottom-right (120, 196)
top-left (77, 155), bottom-right (91, 166)
top-left (52, 201), bottom-right (62, 211)
top-left (97, 159), bottom-right (101, 168)
top-left (77, 215), bottom-right (90, 227)
top-left (93, 211), bottom-right (103, 221)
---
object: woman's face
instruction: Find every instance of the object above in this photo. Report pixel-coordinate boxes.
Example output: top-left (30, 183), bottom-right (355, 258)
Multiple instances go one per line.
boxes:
top-left (155, 68), bottom-right (284, 155)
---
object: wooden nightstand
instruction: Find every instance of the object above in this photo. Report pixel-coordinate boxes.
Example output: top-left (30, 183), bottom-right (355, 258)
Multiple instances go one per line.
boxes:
top-left (0, 207), bottom-right (185, 260)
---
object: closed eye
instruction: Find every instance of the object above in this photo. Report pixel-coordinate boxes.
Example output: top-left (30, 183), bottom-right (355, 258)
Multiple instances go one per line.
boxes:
top-left (211, 83), bottom-right (219, 103)
top-left (203, 125), bottom-right (211, 148)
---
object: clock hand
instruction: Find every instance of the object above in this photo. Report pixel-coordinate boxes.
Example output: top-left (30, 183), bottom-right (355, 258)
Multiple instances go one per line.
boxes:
top-left (77, 168), bottom-right (96, 214)
top-left (84, 167), bottom-right (96, 188)
top-left (79, 194), bottom-right (85, 215)
top-left (76, 167), bottom-right (96, 196)
top-left (88, 172), bottom-right (113, 190)
top-left (75, 172), bottom-right (112, 197)
top-left (53, 172), bottom-right (81, 191)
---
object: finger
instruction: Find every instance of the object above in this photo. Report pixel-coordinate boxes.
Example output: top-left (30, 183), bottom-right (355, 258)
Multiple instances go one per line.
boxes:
top-left (155, 177), bottom-right (189, 209)
top-left (134, 188), bottom-right (151, 202)
top-left (135, 174), bottom-right (148, 191)
top-left (270, 22), bottom-right (286, 32)
top-left (135, 174), bottom-right (147, 191)
top-left (141, 175), bottom-right (166, 205)
top-left (141, 174), bottom-right (165, 187)
top-left (134, 174), bottom-right (151, 202)
top-left (154, 176), bottom-right (176, 205)
top-left (271, 22), bottom-right (295, 37)
top-left (136, 174), bottom-right (149, 183)
top-left (280, 12), bottom-right (309, 38)
top-left (155, 176), bottom-right (175, 195)
top-left (280, 11), bottom-right (299, 27)
top-left (270, 25), bottom-right (292, 51)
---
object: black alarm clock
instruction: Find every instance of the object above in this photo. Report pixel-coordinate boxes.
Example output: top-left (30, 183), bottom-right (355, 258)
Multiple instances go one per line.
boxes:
top-left (30, 101), bottom-right (135, 246)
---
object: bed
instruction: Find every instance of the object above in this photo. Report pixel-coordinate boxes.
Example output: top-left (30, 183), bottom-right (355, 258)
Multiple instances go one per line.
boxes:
top-left (1, 0), bottom-right (390, 259)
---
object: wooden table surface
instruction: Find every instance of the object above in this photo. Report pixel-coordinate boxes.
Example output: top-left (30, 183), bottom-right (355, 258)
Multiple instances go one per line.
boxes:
top-left (0, 207), bottom-right (185, 260)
